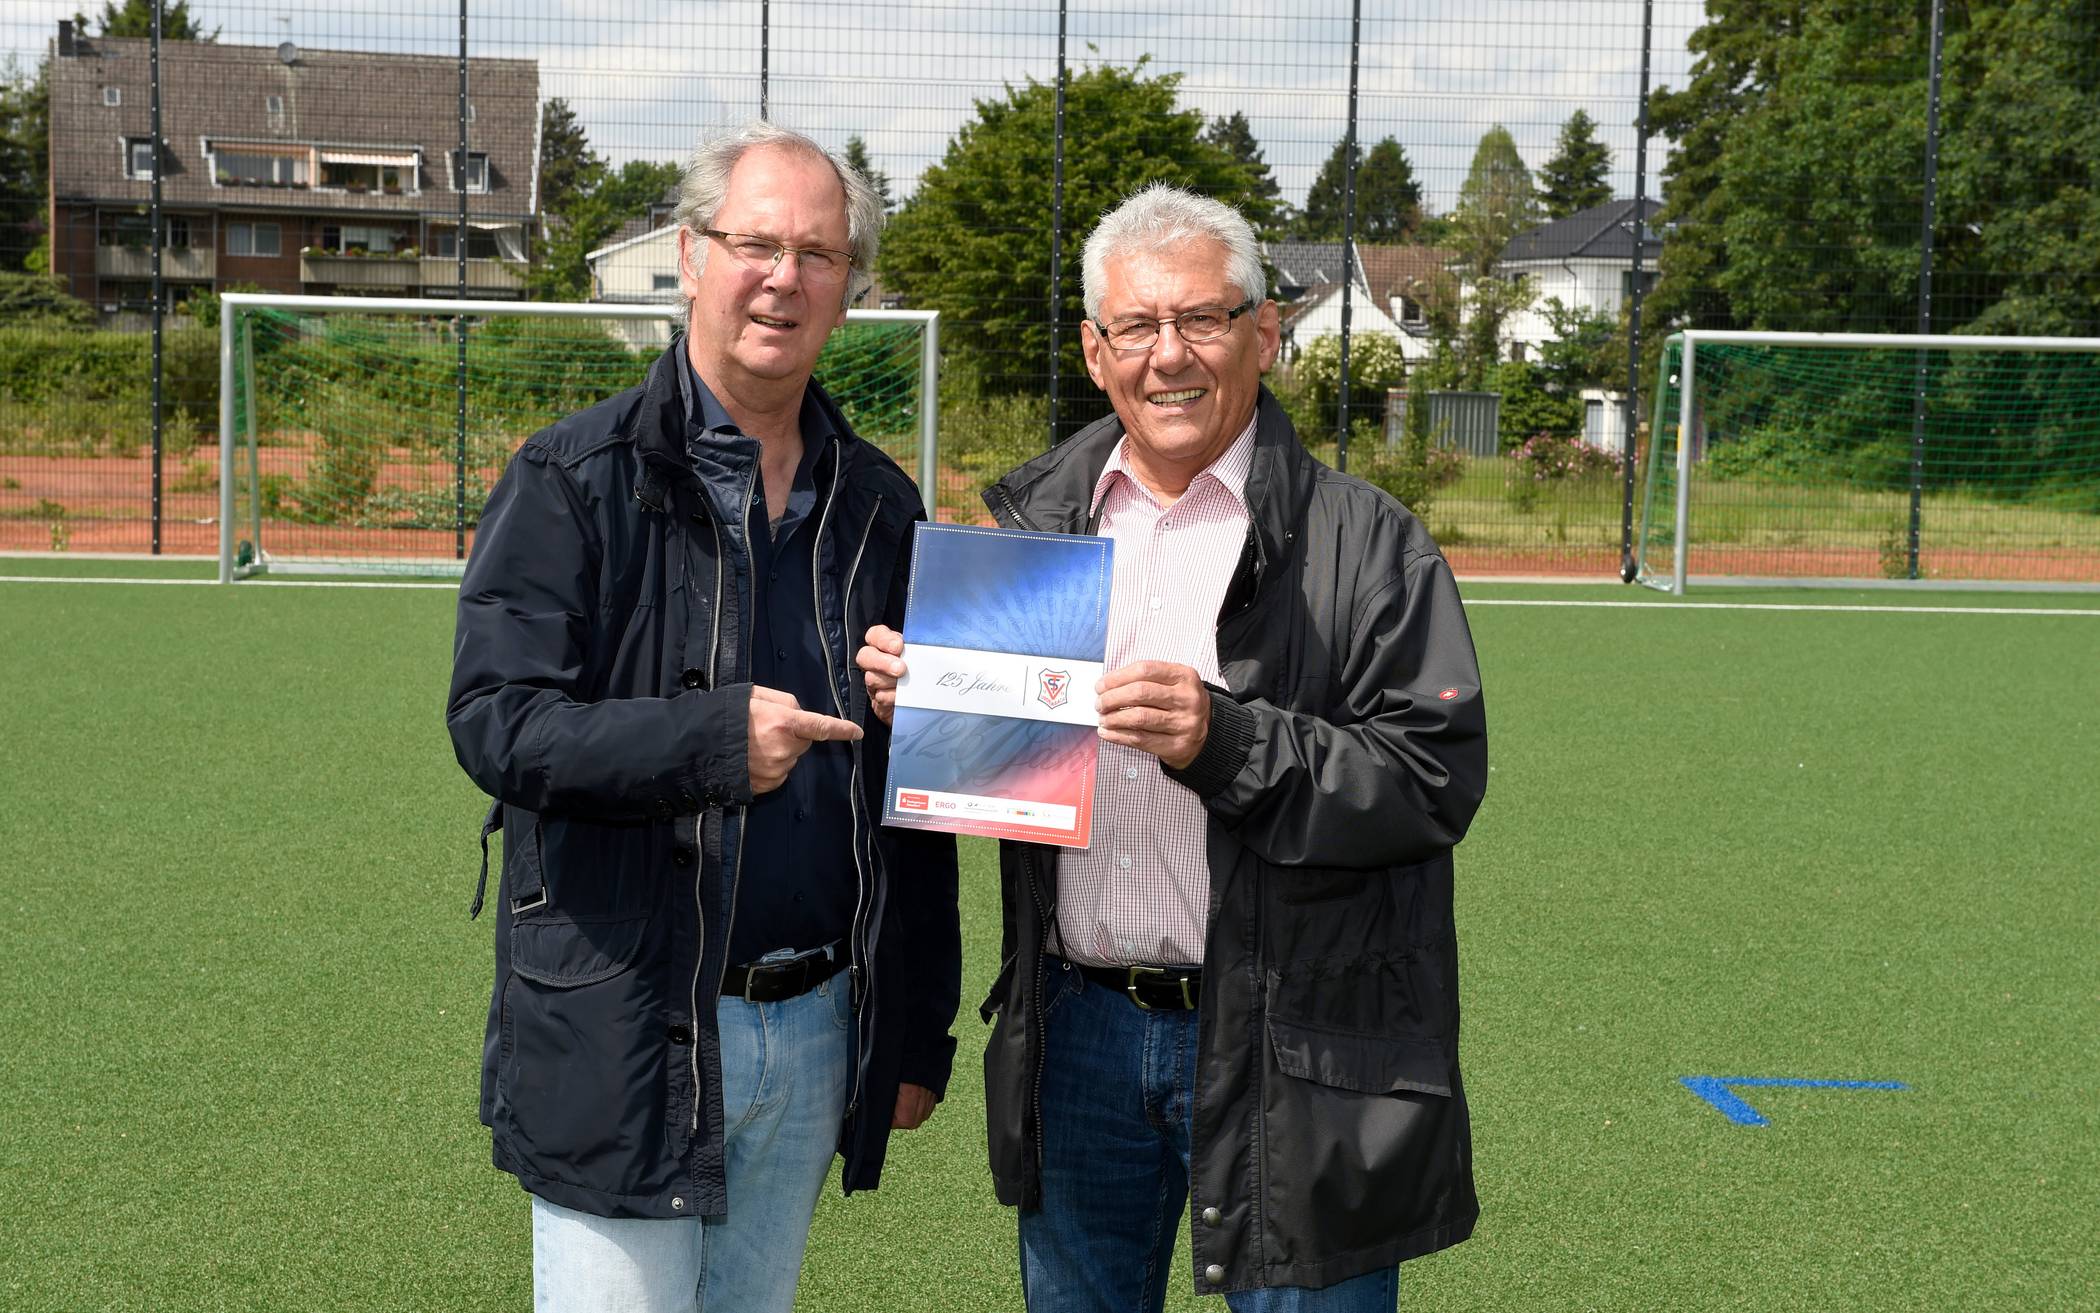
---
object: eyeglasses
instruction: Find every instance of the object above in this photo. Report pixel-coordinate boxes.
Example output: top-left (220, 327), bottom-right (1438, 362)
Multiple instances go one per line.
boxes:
top-left (1092, 299), bottom-right (1256, 352)
top-left (700, 228), bottom-right (855, 286)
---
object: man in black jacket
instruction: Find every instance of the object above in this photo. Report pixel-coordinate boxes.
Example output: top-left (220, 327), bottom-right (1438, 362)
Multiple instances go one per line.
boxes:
top-left (859, 185), bottom-right (1487, 1311)
top-left (448, 121), bottom-right (960, 1313)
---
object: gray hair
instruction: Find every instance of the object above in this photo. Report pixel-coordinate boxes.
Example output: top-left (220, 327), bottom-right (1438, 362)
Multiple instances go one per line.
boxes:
top-left (1081, 184), bottom-right (1266, 320)
top-left (669, 120), bottom-right (884, 312)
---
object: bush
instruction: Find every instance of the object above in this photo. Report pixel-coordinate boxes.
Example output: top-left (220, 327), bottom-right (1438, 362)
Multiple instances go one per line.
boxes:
top-left (1292, 332), bottom-right (1408, 437)
top-left (1493, 359), bottom-right (1581, 450)
top-left (1504, 430), bottom-right (1617, 511)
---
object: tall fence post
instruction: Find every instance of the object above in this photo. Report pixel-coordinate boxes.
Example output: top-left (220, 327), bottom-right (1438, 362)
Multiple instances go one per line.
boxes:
top-left (760, 0), bottom-right (771, 120)
top-left (1335, 0), bottom-right (1361, 472)
top-left (149, 7), bottom-right (164, 555)
top-left (1908, 0), bottom-right (1947, 581)
top-left (1047, 0), bottom-right (1067, 450)
top-left (1621, 0), bottom-right (1654, 583)
top-left (455, 0), bottom-right (470, 561)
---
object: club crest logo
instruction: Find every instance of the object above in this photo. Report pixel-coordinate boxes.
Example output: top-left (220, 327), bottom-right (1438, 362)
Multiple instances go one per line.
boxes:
top-left (1037, 668), bottom-right (1071, 710)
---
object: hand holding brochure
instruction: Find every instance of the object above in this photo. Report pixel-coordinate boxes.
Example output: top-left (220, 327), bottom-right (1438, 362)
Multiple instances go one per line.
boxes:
top-left (881, 522), bottom-right (1111, 847)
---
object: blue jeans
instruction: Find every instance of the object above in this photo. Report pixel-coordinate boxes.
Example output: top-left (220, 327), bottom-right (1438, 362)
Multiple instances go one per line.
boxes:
top-left (1020, 961), bottom-right (1399, 1313)
top-left (531, 965), bottom-right (853, 1313)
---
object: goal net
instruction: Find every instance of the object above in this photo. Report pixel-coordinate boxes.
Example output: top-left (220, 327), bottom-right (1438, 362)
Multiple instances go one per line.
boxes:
top-left (1635, 331), bottom-right (2100, 592)
top-left (217, 295), bottom-right (938, 580)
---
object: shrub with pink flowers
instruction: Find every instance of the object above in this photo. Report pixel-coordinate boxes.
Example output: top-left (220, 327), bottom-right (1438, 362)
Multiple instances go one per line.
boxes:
top-left (1505, 430), bottom-right (1619, 511)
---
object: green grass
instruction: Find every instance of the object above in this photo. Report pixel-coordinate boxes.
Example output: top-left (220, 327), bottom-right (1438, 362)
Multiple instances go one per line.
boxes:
top-left (3, 580), bottom-right (2096, 1310)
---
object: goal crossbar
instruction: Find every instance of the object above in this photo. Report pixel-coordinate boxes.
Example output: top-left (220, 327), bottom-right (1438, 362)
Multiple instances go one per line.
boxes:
top-left (1639, 330), bottom-right (2100, 595)
top-left (216, 294), bottom-right (939, 582)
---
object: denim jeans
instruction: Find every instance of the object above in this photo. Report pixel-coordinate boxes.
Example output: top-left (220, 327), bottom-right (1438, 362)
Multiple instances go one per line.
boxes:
top-left (531, 964), bottom-right (853, 1313)
top-left (1019, 961), bottom-right (1399, 1313)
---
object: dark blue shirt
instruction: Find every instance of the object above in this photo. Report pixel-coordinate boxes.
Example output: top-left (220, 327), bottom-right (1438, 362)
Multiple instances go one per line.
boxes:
top-left (679, 353), bottom-right (858, 967)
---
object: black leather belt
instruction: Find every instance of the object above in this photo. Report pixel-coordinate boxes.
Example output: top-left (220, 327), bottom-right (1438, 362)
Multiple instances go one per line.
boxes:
top-left (1067, 958), bottom-right (1203, 1010)
top-left (721, 945), bottom-right (846, 1004)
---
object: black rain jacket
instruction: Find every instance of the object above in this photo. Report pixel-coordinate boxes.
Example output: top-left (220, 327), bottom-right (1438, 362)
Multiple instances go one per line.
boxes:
top-left (447, 338), bottom-right (961, 1219)
top-left (978, 387), bottom-right (1488, 1293)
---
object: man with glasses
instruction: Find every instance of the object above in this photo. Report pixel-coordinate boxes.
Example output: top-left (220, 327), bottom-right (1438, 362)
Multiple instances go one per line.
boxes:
top-left (449, 121), bottom-right (959, 1312)
top-left (860, 184), bottom-right (1488, 1310)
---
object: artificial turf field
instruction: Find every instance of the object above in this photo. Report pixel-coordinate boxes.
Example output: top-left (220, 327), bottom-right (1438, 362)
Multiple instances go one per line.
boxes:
top-left (3, 564), bottom-right (2096, 1311)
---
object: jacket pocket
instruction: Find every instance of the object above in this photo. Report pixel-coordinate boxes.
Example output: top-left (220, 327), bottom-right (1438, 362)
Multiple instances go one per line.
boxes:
top-left (1263, 955), bottom-right (1454, 1098)
top-left (510, 914), bottom-right (650, 987)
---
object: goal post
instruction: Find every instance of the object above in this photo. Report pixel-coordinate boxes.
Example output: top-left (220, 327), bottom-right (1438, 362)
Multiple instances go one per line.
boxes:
top-left (1635, 330), bottom-right (2100, 594)
top-left (216, 294), bottom-right (939, 582)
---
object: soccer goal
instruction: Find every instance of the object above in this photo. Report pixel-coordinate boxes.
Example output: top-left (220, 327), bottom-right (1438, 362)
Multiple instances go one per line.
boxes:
top-left (216, 294), bottom-right (939, 581)
top-left (1634, 331), bottom-right (2100, 593)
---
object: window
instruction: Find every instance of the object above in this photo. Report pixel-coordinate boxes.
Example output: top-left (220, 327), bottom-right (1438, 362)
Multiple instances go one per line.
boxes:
top-left (98, 214), bottom-right (153, 249)
top-left (216, 150), bottom-right (307, 187)
top-left (451, 151), bottom-right (489, 193)
top-left (651, 273), bottom-right (679, 292)
top-left (165, 216), bottom-right (190, 250)
top-left (431, 227), bottom-right (499, 260)
top-left (1398, 296), bottom-right (1425, 327)
top-left (126, 138), bottom-right (155, 180)
top-left (227, 222), bottom-right (282, 258)
top-left (265, 95), bottom-right (284, 114)
top-left (316, 224), bottom-right (399, 255)
top-left (103, 86), bottom-right (121, 107)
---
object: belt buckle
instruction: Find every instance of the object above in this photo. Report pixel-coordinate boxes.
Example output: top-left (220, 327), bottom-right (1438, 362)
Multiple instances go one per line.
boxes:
top-left (1123, 966), bottom-right (1153, 1011)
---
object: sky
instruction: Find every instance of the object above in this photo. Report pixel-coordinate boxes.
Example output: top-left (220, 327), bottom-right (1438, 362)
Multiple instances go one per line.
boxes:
top-left (6, 0), bottom-right (1709, 215)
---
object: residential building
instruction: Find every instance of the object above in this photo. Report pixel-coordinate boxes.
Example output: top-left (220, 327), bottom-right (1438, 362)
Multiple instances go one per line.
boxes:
top-left (46, 25), bottom-right (539, 316)
top-left (1490, 198), bottom-right (1662, 359)
top-left (1265, 239), bottom-right (1458, 365)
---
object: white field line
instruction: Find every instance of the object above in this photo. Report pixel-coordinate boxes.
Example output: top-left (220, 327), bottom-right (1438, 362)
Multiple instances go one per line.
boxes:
top-left (1462, 598), bottom-right (2100, 617)
top-left (5, 575), bottom-right (2098, 616)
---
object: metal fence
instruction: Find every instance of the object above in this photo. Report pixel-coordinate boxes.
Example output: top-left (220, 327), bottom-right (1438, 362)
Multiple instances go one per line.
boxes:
top-left (2, 1), bottom-right (2096, 581)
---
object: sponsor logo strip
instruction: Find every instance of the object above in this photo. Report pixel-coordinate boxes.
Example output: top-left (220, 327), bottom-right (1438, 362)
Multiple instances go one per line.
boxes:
top-left (894, 786), bottom-right (1077, 831)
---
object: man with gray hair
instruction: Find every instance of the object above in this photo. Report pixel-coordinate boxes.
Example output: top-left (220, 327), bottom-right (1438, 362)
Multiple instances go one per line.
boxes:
top-left (860, 183), bottom-right (1487, 1310)
top-left (449, 120), bottom-right (959, 1312)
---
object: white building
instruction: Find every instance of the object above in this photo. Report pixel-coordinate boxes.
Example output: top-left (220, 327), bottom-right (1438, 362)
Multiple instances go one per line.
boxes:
top-left (1490, 198), bottom-right (1661, 360)
top-left (1268, 240), bottom-right (1458, 367)
top-left (585, 216), bottom-right (680, 348)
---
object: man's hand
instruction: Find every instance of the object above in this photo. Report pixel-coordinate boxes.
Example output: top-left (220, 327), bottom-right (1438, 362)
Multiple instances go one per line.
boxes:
top-left (1097, 661), bottom-right (1211, 770)
top-left (855, 625), bottom-right (907, 727)
top-left (892, 1082), bottom-right (937, 1130)
top-left (748, 686), bottom-right (861, 794)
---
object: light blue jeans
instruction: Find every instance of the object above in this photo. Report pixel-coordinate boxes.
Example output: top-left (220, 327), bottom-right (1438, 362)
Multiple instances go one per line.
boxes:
top-left (531, 965), bottom-right (853, 1313)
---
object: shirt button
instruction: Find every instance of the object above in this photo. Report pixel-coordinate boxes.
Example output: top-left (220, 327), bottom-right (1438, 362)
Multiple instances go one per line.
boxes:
top-left (775, 648), bottom-right (787, 661)
top-left (1149, 596), bottom-right (1163, 610)
top-left (1118, 854), bottom-right (1132, 870)
top-left (1124, 766), bottom-right (1139, 780)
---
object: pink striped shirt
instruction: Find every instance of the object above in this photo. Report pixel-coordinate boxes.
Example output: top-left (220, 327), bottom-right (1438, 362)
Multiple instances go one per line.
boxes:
top-left (1055, 415), bottom-right (1257, 968)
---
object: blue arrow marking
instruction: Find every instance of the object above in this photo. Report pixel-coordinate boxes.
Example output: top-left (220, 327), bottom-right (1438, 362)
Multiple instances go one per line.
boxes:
top-left (1680, 1076), bottom-right (1908, 1126)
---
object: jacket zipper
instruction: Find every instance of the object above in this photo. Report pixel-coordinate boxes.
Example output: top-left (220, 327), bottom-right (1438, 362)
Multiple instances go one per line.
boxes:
top-left (818, 468), bottom-right (881, 1117)
top-left (988, 483), bottom-right (1040, 532)
top-left (692, 479), bottom-right (753, 1132)
top-left (1021, 844), bottom-right (1056, 1174)
top-left (687, 512), bottom-right (726, 1130)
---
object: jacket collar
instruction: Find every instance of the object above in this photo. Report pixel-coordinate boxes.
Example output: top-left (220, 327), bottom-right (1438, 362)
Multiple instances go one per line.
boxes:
top-left (632, 333), bottom-right (860, 515)
top-left (984, 385), bottom-right (1312, 571)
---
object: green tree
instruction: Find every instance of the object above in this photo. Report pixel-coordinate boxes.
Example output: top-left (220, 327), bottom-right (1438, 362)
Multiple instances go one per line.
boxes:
top-left (537, 98), bottom-right (601, 220)
top-left (841, 135), bottom-right (893, 212)
top-left (90, 0), bottom-right (216, 40)
top-left (880, 60), bottom-right (1276, 396)
top-left (1538, 109), bottom-right (1612, 219)
top-left (1644, 0), bottom-right (2100, 348)
top-left (0, 269), bottom-right (94, 325)
top-left (1449, 125), bottom-right (1540, 385)
top-left (1203, 112), bottom-right (1284, 232)
top-left (1296, 135), bottom-right (1421, 242)
top-left (0, 59), bottom-right (48, 272)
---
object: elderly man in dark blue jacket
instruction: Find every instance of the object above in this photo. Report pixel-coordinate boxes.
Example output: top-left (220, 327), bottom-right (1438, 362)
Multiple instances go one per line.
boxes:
top-left (447, 121), bottom-right (960, 1313)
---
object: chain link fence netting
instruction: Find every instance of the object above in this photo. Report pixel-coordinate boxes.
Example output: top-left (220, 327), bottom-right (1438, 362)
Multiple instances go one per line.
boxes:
top-left (3, 1), bottom-right (2095, 582)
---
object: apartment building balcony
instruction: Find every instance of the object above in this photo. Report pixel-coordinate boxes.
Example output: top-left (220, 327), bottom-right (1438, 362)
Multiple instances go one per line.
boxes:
top-left (420, 256), bottom-right (525, 294)
top-left (97, 245), bottom-right (216, 280)
top-left (299, 251), bottom-right (422, 290)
